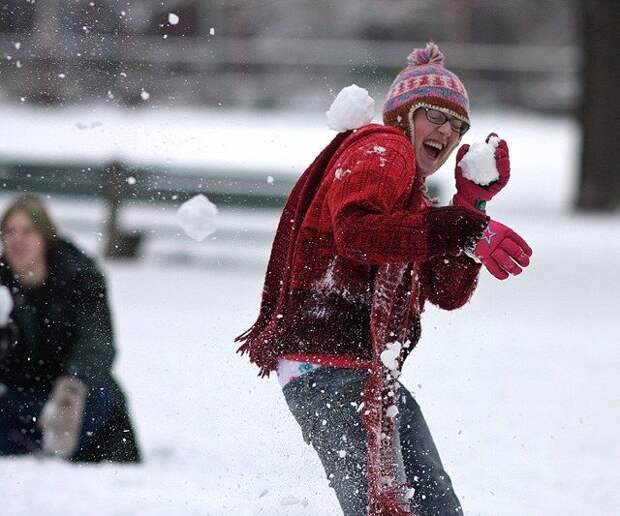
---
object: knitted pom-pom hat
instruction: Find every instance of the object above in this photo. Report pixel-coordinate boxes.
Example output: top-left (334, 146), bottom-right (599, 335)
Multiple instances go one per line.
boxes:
top-left (383, 42), bottom-right (469, 134)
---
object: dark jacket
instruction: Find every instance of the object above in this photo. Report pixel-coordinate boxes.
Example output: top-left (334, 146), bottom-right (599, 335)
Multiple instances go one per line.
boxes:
top-left (0, 239), bottom-right (140, 462)
top-left (0, 239), bottom-right (116, 392)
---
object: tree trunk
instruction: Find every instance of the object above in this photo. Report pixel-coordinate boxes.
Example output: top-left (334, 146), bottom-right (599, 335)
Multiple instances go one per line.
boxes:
top-left (576, 0), bottom-right (620, 211)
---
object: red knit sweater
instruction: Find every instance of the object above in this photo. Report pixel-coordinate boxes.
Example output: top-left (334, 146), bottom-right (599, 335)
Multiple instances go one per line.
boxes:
top-left (267, 125), bottom-right (487, 363)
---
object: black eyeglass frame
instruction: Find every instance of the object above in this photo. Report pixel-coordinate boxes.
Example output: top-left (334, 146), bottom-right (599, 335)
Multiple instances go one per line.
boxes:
top-left (420, 107), bottom-right (470, 136)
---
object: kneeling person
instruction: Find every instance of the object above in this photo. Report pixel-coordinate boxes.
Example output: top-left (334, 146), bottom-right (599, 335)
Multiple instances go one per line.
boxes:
top-left (0, 196), bottom-right (140, 462)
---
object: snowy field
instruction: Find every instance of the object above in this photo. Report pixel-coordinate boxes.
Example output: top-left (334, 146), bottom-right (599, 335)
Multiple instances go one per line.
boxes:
top-left (1, 106), bottom-right (619, 515)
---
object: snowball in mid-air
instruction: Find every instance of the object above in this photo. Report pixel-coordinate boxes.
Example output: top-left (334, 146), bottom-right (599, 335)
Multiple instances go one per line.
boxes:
top-left (458, 136), bottom-right (501, 186)
top-left (140, 89), bottom-right (150, 101)
top-left (0, 285), bottom-right (14, 326)
top-left (177, 194), bottom-right (218, 242)
top-left (326, 85), bottom-right (375, 132)
top-left (168, 13), bottom-right (180, 25)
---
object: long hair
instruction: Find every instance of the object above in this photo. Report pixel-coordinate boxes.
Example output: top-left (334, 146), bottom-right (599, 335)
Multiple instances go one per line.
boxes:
top-left (0, 195), bottom-right (59, 251)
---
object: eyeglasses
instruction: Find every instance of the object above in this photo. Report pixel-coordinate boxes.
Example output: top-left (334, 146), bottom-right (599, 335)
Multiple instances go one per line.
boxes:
top-left (421, 107), bottom-right (470, 136)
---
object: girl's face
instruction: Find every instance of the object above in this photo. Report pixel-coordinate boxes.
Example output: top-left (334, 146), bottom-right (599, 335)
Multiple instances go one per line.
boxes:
top-left (411, 108), bottom-right (461, 178)
top-left (2, 211), bottom-right (47, 272)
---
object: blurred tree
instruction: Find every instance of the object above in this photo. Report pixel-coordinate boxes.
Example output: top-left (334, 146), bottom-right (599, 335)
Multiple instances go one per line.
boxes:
top-left (577, 0), bottom-right (620, 211)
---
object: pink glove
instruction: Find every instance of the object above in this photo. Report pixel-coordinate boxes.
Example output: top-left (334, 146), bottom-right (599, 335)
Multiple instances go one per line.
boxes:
top-left (453, 133), bottom-right (510, 213)
top-left (474, 220), bottom-right (532, 280)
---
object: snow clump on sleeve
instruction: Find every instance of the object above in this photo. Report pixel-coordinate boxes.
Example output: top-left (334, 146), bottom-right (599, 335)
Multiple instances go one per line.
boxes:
top-left (380, 341), bottom-right (402, 371)
top-left (177, 194), bottom-right (218, 242)
top-left (458, 135), bottom-right (501, 186)
top-left (326, 84), bottom-right (375, 132)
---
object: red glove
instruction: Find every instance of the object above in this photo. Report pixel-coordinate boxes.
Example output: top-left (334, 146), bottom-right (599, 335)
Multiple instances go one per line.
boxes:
top-left (473, 220), bottom-right (532, 280)
top-left (452, 133), bottom-right (510, 213)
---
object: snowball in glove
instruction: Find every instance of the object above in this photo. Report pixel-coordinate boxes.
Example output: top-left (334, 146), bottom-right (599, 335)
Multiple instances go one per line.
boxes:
top-left (39, 377), bottom-right (87, 459)
top-left (453, 133), bottom-right (510, 212)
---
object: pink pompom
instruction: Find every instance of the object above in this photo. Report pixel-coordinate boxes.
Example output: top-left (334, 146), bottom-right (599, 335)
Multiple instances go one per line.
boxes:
top-left (406, 41), bottom-right (444, 66)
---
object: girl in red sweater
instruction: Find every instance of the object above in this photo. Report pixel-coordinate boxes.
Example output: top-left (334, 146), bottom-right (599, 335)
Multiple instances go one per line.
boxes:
top-left (238, 42), bottom-right (531, 516)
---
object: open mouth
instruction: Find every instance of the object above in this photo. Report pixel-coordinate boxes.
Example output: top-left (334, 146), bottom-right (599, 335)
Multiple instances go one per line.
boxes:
top-left (422, 140), bottom-right (444, 160)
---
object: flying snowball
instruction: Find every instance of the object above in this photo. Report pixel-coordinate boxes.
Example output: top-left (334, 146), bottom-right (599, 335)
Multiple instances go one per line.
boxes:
top-left (168, 13), bottom-right (180, 25)
top-left (177, 194), bottom-right (218, 242)
top-left (458, 136), bottom-right (501, 186)
top-left (326, 84), bottom-right (375, 132)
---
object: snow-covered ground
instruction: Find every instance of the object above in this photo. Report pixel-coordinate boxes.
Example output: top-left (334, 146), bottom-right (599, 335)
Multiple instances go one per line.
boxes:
top-left (1, 106), bottom-right (619, 515)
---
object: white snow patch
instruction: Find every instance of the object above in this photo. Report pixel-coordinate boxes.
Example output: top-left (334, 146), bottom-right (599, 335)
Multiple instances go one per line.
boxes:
top-left (326, 84), bottom-right (374, 132)
top-left (0, 285), bottom-right (14, 326)
top-left (266, 175), bottom-right (274, 185)
top-left (176, 194), bottom-right (218, 242)
top-left (386, 405), bottom-right (399, 418)
top-left (334, 168), bottom-right (351, 180)
top-left (209, 27), bottom-right (216, 36)
top-left (458, 136), bottom-right (501, 186)
top-left (380, 341), bottom-right (402, 371)
top-left (280, 495), bottom-right (309, 506)
top-left (368, 145), bottom-right (386, 155)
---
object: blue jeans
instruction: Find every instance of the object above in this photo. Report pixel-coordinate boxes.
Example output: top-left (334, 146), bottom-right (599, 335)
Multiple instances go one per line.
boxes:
top-left (282, 367), bottom-right (463, 516)
top-left (0, 383), bottom-right (119, 457)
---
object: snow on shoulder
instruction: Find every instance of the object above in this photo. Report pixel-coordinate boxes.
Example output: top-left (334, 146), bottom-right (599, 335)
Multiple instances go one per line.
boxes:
top-left (177, 194), bottom-right (218, 242)
top-left (326, 84), bottom-right (375, 132)
top-left (458, 136), bottom-right (501, 186)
